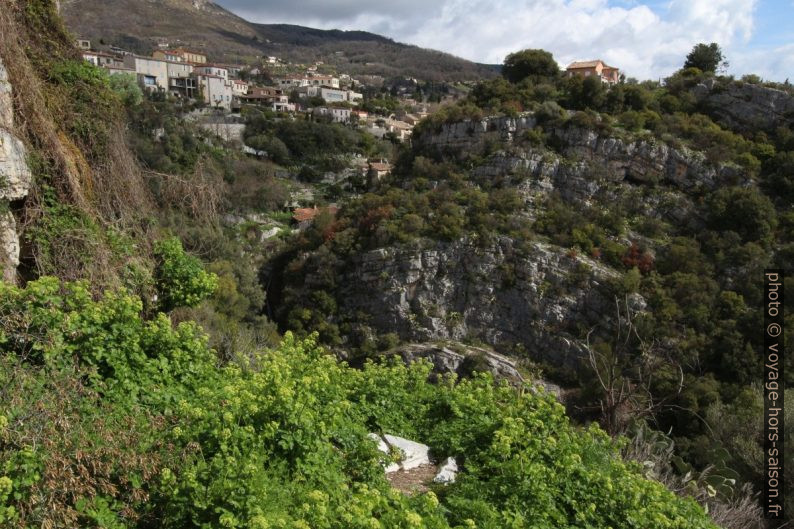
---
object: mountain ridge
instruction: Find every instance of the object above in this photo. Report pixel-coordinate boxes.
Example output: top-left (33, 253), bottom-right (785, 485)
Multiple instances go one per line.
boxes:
top-left (60, 0), bottom-right (498, 81)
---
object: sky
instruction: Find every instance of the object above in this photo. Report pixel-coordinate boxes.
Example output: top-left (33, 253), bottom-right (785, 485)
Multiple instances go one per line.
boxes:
top-left (213, 0), bottom-right (794, 82)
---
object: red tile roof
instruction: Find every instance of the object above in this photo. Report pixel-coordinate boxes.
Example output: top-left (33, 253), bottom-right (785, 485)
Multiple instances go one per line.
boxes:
top-left (566, 59), bottom-right (618, 70)
top-left (292, 206), bottom-right (339, 223)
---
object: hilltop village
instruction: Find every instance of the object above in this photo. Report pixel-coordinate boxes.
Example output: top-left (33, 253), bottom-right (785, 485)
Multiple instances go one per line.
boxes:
top-left (78, 40), bottom-right (440, 143)
top-left (78, 39), bottom-right (621, 147)
top-left (76, 40), bottom-right (625, 227)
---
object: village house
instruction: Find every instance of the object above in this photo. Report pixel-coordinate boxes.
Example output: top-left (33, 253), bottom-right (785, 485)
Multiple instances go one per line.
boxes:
top-left (82, 51), bottom-right (125, 69)
top-left (231, 79), bottom-right (249, 97)
top-left (194, 65), bottom-right (229, 80)
top-left (109, 46), bottom-right (133, 57)
top-left (152, 50), bottom-right (183, 63)
top-left (565, 60), bottom-right (620, 84)
top-left (305, 86), bottom-right (348, 103)
top-left (166, 62), bottom-right (196, 99)
top-left (106, 65), bottom-right (137, 77)
top-left (303, 86), bottom-right (362, 104)
top-left (196, 74), bottom-right (233, 109)
top-left (169, 76), bottom-right (199, 99)
top-left (240, 86), bottom-right (279, 104)
top-left (123, 55), bottom-right (169, 91)
top-left (402, 113), bottom-right (423, 126)
top-left (292, 205), bottom-right (339, 230)
top-left (75, 39), bottom-right (91, 50)
top-left (167, 61), bottom-right (193, 79)
top-left (239, 86), bottom-right (294, 112)
top-left (218, 64), bottom-right (243, 79)
top-left (313, 107), bottom-right (352, 123)
top-left (276, 74), bottom-right (340, 90)
top-left (154, 48), bottom-right (207, 64)
top-left (378, 118), bottom-right (413, 141)
top-left (367, 159), bottom-right (392, 182)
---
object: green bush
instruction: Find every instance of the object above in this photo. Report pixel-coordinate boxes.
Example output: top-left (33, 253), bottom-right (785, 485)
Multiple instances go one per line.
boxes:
top-left (0, 277), bottom-right (718, 529)
top-left (153, 237), bottom-right (218, 312)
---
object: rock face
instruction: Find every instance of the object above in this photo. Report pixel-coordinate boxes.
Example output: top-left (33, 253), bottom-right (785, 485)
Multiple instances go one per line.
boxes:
top-left (693, 79), bottom-right (794, 132)
top-left (388, 342), bottom-right (526, 383)
top-left (0, 61), bottom-right (12, 129)
top-left (0, 130), bottom-right (33, 201)
top-left (433, 457), bottom-right (458, 484)
top-left (335, 237), bottom-right (619, 369)
top-left (0, 57), bottom-right (31, 283)
top-left (420, 114), bottom-right (733, 194)
top-left (419, 115), bottom-right (538, 152)
top-left (368, 433), bottom-right (431, 473)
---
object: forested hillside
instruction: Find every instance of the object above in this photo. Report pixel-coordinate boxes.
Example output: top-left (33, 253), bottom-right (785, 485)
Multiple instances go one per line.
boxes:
top-left (0, 2), bottom-right (790, 529)
top-left (269, 51), bottom-right (794, 527)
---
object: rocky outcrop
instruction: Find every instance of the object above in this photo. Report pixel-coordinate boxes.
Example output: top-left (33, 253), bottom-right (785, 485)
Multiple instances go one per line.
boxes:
top-left (693, 79), bottom-right (794, 132)
top-left (420, 114), bottom-right (736, 194)
top-left (387, 342), bottom-right (526, 383)
top-left (419, 115), bottom-right (538, 152)
top-left (333, 236), bottom-right (622, 369)
top-left (0, 58), bottom-right (32, 283)
top-left (386, 342), bottom-right (564, 398)
top-left (433, 457), bottom-right (458, 484)
top-left (0, 60), bottom-right (11, 129)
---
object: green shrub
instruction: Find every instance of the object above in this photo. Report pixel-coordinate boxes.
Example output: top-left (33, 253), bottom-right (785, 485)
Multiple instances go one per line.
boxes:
top-left (0, 277), bottom-right (718, 529)
top-left (153, 237), bottom-right (218, 312)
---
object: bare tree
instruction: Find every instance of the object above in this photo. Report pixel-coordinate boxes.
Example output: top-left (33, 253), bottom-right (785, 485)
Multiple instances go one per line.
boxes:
top-left (584, 295), bottom-right (683, 435)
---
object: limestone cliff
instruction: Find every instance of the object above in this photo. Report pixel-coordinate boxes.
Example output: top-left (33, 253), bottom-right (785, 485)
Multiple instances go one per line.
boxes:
top-left (693, 78), bottom-right (794, 133)
top-left (0, 58), bottom-right (32, 283)
top-left (278, 112), bottom-right (750, 369)
top-left (331, 236), bottom-right (622, 368)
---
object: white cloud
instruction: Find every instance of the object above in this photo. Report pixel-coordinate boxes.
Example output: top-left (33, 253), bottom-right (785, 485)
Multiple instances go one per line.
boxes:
top-left (218, 0), bottom-right (793, 81)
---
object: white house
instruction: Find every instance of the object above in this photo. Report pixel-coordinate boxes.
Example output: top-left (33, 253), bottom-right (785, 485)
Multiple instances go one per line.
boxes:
top-left (194, 65), bottom-right (229, 80)
top-left (231, 79), bottom-right (249, 97)
top-left (277, 74), bottom-right (340, 90)
top-left (314, 107), bottom-right (352, 123)
top-left (82, 51), bottom-right (125, 69)
top-left (304, 86), bottom-right (362, 104)
top-left (196, 74), bottom-right (233, 109)
top-left (166, 61), bottom-right (193, 79)
top-left (123, 55), bottom-right (169, 91)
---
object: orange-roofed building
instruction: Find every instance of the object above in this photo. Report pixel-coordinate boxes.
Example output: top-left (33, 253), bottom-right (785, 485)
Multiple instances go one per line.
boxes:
top-left (292, 206), bottom-right (339, 228)
top-left (565, 60), bottom-right (620, 84)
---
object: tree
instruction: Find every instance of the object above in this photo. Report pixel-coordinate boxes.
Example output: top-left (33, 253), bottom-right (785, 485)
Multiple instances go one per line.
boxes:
top-left (502, 48), bottom-right (560, 84)
top-left (684, 43), bottom-right (728, 73)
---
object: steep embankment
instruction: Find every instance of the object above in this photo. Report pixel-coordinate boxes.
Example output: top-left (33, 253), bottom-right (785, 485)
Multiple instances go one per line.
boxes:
top-left (278, 111), bottom-right (748, 367)
top-left (0, 0), bottom-right (153, 286)
top-left (0, 59), bottom-right (32, 282)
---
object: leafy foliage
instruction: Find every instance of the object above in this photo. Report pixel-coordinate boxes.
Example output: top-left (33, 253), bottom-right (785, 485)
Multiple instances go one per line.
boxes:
top-left (153, 237), bottom-right (218, 312)
top-left (0, 276), bottom-right (717, 528)
top-left (683, 43), bottom-right (727, 74)
top-left (502, 49), bottom-right (560, 84)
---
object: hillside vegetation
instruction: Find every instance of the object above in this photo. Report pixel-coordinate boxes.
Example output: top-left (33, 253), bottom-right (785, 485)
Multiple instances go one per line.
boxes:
top-left (0, 2), bottom-right (790, 528)
top-left (271, 51), bottom-right (794, 527)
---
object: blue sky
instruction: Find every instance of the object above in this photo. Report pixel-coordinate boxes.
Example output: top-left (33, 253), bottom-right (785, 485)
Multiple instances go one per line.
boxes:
top-left (216, 0), bottom-right (794, 81)
top-left (752, 0), bottom-right (794, 48)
